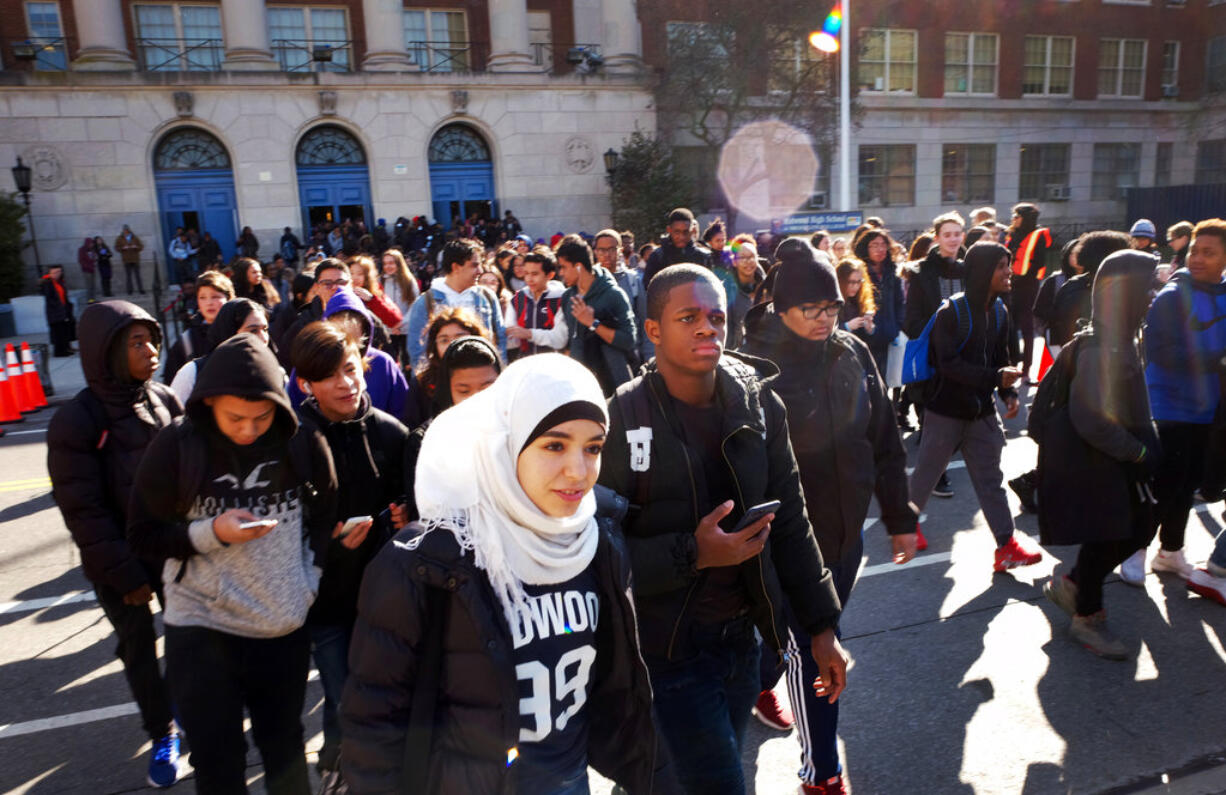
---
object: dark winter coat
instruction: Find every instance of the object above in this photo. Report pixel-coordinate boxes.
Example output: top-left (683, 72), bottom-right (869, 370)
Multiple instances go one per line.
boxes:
top-left (276, 295), bottom-right (324, 369)
top-left (297, 394), bottom-right (408, 627)
top-left (922, 243), bottom-right (1019, 421)
top-left (903, 248), bottom-right (965, 339)
top-left (340, 488), bottom-right (674, 794)
top-left (863, 260), bottom-right (905, 365)
top-left (40, 274), bottom-right (72, 325)
top-left (644, 241), bottom-right (713, 284)
top-left (1032, 272), bottom-right (1067, 343)
top-left (743, 309), bottom-right (917, 565)
top-left (598, 354), bottom-right (841, 663)
top-left (1048, 273), bottom-right (1091, 347)
top-left (47, 301), bottom-right (182, 595)
top-left (162, 318), bottom-right (209, 384)
top-left (1145, 268), bottom-right (1226, 424)
top-left (560, 266), bottom-right (639, 394)
top-left (1038, 252), bottom-right (1160, 545)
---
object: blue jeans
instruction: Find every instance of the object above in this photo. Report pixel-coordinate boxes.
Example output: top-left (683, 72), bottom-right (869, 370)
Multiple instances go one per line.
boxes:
top-left (647, 617), bottom-right (760, 794)
top-left (309, 623), bottom-right (352, 770)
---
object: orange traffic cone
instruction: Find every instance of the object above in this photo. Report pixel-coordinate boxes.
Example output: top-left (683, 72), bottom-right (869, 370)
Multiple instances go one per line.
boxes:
top-left (19, 343), bottom-right (47, 409)
top-left (5, 345), bottom-right (33, 413)
top-left (0, 359), bottom-right (22, 423)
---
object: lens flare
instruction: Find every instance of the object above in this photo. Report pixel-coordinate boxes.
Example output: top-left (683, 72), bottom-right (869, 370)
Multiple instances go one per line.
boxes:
top-left (717, 120), bottom-right (820, 222)
top-left (810, 31), bottom-right (839, 53)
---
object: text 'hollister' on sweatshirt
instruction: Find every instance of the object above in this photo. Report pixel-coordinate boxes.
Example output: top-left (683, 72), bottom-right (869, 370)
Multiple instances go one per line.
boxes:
top-left (127, 334), bottom-right (338, 639)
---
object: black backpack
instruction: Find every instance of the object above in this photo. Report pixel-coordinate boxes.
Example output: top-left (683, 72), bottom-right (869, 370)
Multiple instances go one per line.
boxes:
top-left (1028, 334), bottom-right (1094, 443)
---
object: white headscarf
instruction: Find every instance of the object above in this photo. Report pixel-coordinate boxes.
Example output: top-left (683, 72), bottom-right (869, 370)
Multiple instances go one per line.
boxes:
top-left (412, 353), bottom-right (609, 629)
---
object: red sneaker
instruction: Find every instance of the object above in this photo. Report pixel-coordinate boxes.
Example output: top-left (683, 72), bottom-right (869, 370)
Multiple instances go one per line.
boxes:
top-left (915, 525), bottom-right (928, 551)
top-left (752, 689), bottom-right (793, 731)
top-left (801, 774), bottom-right (849, 794)
top-left (994, 534), bottom-right (1044, 572)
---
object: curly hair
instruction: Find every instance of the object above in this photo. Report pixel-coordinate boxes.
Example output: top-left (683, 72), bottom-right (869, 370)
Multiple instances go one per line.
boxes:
top-left (416, 306), bottom-right (490, 398)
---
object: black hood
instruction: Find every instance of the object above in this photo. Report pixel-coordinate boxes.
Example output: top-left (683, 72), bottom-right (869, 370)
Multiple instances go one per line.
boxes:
top-left (206, 298), bottom-right (263, 351)
top-left (1091, 251), bottom-right (1159, 345)
top-left (186, 333), bottom-right (296, 437)
top-left (963, 242), bottom-right (1011, 306)
top-left (78, 300), bottom-right (162, 402)
top-left (433, 335), bottom-right (502, 411)
top-left (743, 303), bottom-right (826, 365)
top-left (921, 246), bottom-right (964, 280)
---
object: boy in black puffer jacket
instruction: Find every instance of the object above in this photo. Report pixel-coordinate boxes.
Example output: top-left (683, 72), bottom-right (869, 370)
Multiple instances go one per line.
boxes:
top-left (48, 300), bottom-right (183, 788)
top-left (291, 321), bottom-right (409, 779)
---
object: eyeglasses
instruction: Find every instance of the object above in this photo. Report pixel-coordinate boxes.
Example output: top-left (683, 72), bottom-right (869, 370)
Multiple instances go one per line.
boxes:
top-left (317, 278), bottom-right (349, 288)
top-left (799, 303), bottom-right (842, 320)
top-left (594, 246), bottom-right (618, 254)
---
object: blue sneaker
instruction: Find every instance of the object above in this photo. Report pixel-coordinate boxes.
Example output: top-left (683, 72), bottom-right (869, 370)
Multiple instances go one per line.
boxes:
top-left (146, 732), bottom-right (181, 788)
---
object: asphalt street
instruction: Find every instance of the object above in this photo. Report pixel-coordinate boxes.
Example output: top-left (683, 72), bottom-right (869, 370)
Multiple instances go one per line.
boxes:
top-left (1, 362), bottom-right (1225, 794)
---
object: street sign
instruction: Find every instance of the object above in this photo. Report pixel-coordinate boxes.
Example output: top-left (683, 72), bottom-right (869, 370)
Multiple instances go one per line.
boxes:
top-left (771, 211), bottom-right (864, 234)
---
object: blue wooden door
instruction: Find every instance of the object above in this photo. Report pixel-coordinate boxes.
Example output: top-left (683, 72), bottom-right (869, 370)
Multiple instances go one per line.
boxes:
top-left (297, 165), bottom-right (372, 235)
top-left (429, 162), bottom-right (496, 228)
top-left (154, 168), bottom-right (238, 278)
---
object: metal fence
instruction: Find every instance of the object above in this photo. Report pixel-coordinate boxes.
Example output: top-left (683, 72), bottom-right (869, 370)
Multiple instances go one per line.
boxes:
top-left (135, 37), bottom-right (223, 72)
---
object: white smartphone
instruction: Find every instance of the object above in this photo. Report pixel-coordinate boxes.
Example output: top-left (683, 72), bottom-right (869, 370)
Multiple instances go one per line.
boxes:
top-left (238, 520), bottom-right (277, 531)
top-left (338, 515), bottom-right (373, 538)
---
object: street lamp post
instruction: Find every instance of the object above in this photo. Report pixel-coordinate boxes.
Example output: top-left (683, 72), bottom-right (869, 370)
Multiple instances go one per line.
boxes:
top-left (811, 3), bottom-right (852, 212)
top-left (10, 157), bottom-right (42, 274)
top-left (603, 148), bottom-right (619, 186)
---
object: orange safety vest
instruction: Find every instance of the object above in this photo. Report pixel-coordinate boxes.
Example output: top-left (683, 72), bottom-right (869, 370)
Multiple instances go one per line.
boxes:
top-left (1010, 228), bottom-right (1051, 279)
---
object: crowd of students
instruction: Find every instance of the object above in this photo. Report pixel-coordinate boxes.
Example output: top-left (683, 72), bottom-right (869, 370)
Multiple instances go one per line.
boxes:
top-left (44, 202), bottom-right (1226, 795)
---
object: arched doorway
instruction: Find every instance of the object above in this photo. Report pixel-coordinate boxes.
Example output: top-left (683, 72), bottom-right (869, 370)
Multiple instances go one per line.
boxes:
top-left (153, 128), bottom-right (238, 279)
top-left (428, 124), bottom-right (497, 229)
top-left (296, 125), bottom-right (372, 235)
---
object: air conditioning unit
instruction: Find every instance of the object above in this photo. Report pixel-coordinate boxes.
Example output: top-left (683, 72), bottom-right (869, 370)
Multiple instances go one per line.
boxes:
top-left (1045, 183), bottom-right (1071, 201)
top-left (1162, 83), bottom-right (1179, 98)
top-left (806, 191), bottom-right (829, 210)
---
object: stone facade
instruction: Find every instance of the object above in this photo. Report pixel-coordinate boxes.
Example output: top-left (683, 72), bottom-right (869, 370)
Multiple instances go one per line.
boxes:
top-left (0, 72), bottom-right (653, 280)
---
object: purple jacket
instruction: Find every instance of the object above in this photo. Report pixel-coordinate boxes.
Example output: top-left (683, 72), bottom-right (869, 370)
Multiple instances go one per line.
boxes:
top-left (286, 289), bottom-right (408, 418)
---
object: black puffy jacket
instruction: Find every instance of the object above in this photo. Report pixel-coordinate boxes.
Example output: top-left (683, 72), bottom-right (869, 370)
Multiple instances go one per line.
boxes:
top-left (48, 301), bottom-right (182, 594)
top-left (598, 354), bottom-right (841, 663)
top-left (922, 243), bottom-right (1019, 420)
top-left (743, 309), bottom-right (917, 566)
top-left (903, 248), bottom-right (965, 339)
top-left (297, 393), bottom-right (408, 627)
top-left (341, 488), bottom-right (674, 794)
top-left (162, 317), bottom-right (208, 384)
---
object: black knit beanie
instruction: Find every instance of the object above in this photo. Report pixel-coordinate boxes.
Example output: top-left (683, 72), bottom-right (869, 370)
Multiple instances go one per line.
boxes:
top-left (772, 238), bottom-right (842, 314)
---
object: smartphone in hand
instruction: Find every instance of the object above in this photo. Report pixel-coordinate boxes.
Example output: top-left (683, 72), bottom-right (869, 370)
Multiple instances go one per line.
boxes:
top-left (338, 515), bottom-right (373, 538)
top-left (729, 500), bottom-right (781, 534)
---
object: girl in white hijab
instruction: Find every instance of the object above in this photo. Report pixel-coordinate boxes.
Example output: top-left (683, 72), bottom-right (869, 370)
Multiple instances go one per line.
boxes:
top-left (341, 354), bottom-right (671, 795)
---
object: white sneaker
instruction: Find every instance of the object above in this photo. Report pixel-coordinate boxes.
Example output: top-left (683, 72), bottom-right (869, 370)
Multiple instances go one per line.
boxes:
top-left (1118, 549), bottom-right (1147, 586)
top-left (1188, 568), bottom-right (1226, 606)
top-left (1151, 548), bottom-right (1193, 579)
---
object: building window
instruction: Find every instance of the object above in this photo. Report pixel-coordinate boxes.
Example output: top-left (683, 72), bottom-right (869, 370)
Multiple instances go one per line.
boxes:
top-left (23, 2), bottom-right (66, 70)
top-left (1155, 142), bottom-right (1173, 187)
top-left (1091, 143), bottom-right (1141, 200)
top-left (1018, 143), bottom-right (1070, 201)
top-left (941, 145), bottom-right (995, 204)
top-left (134, 4), bottom-right (223, 71)
top-left (1161, 41), bottom-right (1180, 90)
top-left (1209, 36), bottom-right (1226, 93)
top-left (428, 124), bottom-right (491, 162)
top-left (296, 126), bottom-right (365, 166)
top-left (666, 22), bottom-right (728, 60)
top-left (859, 145), bottom-right (916, 207)
top-left (859, 29), bottom-right (917, 93)
top-left (1196, 139), bottom-right (1226, 183)
top-left (944, 33), bottom-right (997, 95)
top-left (268, 6), bottom-right (350, 72)
top-left (527, 10), bottom-right (552, 66)
top-left (404, 9), bottom-right (469, 72)
top-left (1098, 39), bottom-right (1146, 97)
top-left (1023, 35), bottom-right (1074, 96)
top-left (154, 128), bottom-right (230, 170)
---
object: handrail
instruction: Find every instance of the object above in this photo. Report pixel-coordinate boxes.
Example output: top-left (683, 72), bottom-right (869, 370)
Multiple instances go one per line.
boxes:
top-left (271, 38), bottom-right (354, 72)
top-left (407, 40), bottom-right (486, 73)
top-left (135, 37), bottom-right (223, 72)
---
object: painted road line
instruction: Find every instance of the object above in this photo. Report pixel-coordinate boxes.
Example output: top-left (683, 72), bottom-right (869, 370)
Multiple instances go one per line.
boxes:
top-left (0, 592), bottom-right (96, 615)
top-left (0, 670), bottom-right (322, 740)
top-left (1, 429), bottom-right (49, 437)
top-left (0, 476), bottom-right (51, 493)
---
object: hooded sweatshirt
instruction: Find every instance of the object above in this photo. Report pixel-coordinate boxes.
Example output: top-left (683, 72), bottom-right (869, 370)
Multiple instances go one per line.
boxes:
top-left (127, 334), bottom-right (338, 638)
top-left (1145, 266), bottom-right (1226, 424)
top-left (404, 276), bottom-right (508, 367)
top-left (168, 298), bottom-right (266, 406)
top-left (286, 289), bottom-right (409, 419)
top-left (923, 242), bottom-right (1018, 420)
top-left (48, 301), bottom-right (182, 594)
